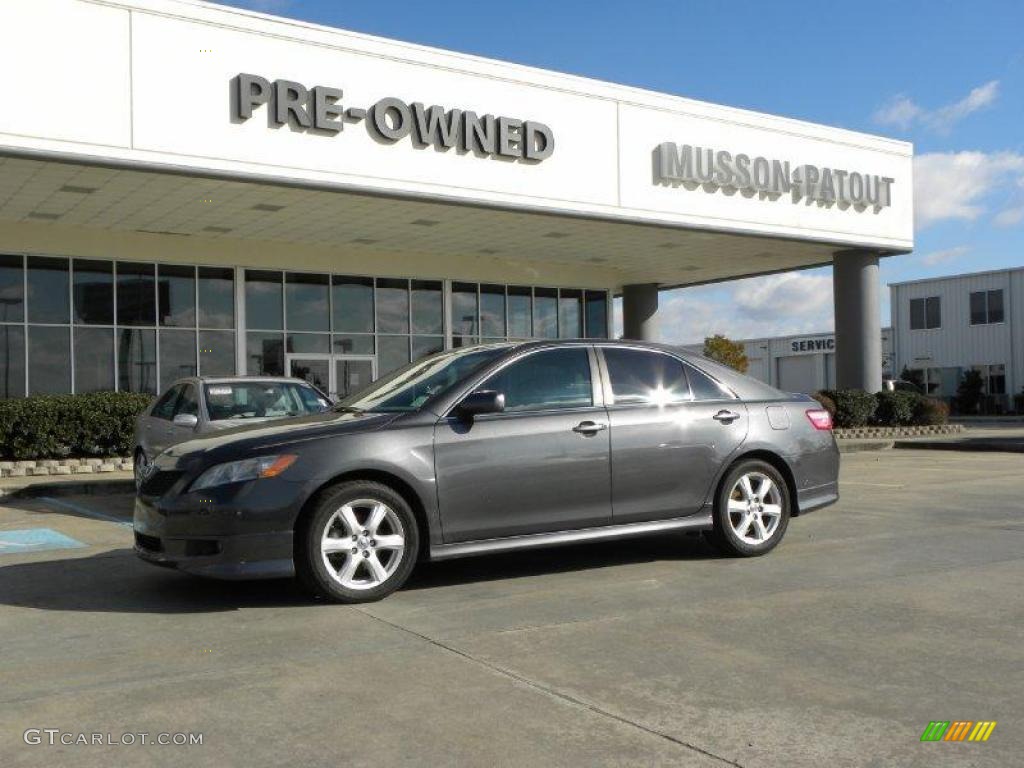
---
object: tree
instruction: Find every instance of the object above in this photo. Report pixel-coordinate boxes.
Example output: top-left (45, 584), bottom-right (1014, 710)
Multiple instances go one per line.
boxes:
top-left (703, 334), bottom-right (748, 373)
top-left (955, 369), bottom-right (985, 415)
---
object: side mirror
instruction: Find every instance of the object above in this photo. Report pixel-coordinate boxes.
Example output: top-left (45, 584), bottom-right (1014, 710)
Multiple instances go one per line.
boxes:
top-left (456, 390), bottom-right (505, 418)
top-left (173, 413), bottom-right (199, 429)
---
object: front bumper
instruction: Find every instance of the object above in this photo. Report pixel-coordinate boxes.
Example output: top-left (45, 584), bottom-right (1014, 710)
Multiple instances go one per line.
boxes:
top-left (132, 474), bottom-right (303, 580)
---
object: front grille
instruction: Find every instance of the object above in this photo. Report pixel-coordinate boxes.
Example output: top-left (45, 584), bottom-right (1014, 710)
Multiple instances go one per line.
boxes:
top-left (185, 539), bottom-right (221, 557)
top-left (135, 532), bottom-right (162, 552)
top-left (140, 470), bottom-right (184, 498)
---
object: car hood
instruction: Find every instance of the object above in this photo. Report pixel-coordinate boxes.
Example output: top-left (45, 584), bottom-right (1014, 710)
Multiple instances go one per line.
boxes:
top-left (158, 410), bottom-right (399, 465)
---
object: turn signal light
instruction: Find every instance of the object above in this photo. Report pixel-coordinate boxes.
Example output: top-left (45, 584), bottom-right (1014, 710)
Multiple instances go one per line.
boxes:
top-left (805, 409), bottom-right (833, 431)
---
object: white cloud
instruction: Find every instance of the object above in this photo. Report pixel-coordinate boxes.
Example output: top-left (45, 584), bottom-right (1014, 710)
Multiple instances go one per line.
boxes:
top-left (917, 246), bottom-right (970, 266)
top-left (614, 271), bottom-right (835, 345)
top-left (874, 80), bottom-right (999, 133)
top-left (913, 150), bottom-right (1024, 228)
top-left (994, 205), bottom-right (1024, 227)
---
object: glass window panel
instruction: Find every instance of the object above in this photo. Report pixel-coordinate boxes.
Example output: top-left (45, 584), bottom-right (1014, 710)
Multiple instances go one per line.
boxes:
top-left (909, 298), bottom-right (924, 330)
top-left (244, 270), bottom-right (283, 330)
top-left (0, 254), bottom-right (24, 323)
top-left (925, 296), bottom-right (941, 329)
top-left (332, 334), bottom-right (374, 355)
top-left (480, 284), bottom-right (506, 338)
top-left (452, 282), bottom-right (478, 338)
top-left (0, 325), bottom-right (25, 398)
top-left (603, 348), bottom-right (689, 405)
top-left (117, 262), bottom-right (156, 327)
top-left (72, 259), bottom-right (113, 325)
top-left (286, 272), bottom-right (329, 332)
top-left (411, 335), bottom-right (444, 361)
top-left (585, 290), bottom-right (608, 338)
top-left (73, 327), bottom-right (115, 393)
top-left (376, 279), bottom-right (409, 334)
top-left (151, 384), bottom-right (182, 420)
top-left (988, 290), bottom-right (1004, 323)
top-left (507, 285), bottom-right (532, 338)
top-left (28, 325), bottom-right (70, 394)
top-left (197, 267), bottom-right (234, 328)
top-left (684, 362), bottom-right (734, 401)
top-left (247, 332), bottom-right (284, 376)
top-left (558, 289), bottom-right (583, 338)
top-left (411, 280), bottom-right (443, 335)
top-left (332, 276), bottom-right (374, 333)
top-left (969, 291), bottom-right (986, 325)
top-left (199, 330), bottom-right (235, 377)
top-left (118, 328), bottom-right (157, 394)
top-left (378, 335), bottom-right (410, 376)
top-left (483, 348), bottom-right (592, 411)
top-left (27, 256), bottom-right (69, 324)
top-left (286, 333), bottom-right (331, 354)
top-left (157, 264), bottom-right (196, 327)
top-left (175, 384), bottom-right (200, 417)
top-left (533, 288), bottom-right (558, 339)
top-left (159, 329), bottom-right (197, 390)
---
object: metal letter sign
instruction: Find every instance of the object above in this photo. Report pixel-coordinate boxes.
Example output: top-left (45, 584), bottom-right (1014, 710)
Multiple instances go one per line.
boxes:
top-left (232, 73), bottom-right (555, 163)
top-left (653, 142), bottom-right (895, 212)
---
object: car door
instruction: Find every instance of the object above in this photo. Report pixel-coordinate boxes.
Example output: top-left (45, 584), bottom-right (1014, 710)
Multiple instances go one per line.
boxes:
top-left (599, 347), bottom-right (748, 523)
top-left (433, 346), bottom-right (612, 542)
top-left (143, 384), bottom-right (184, 456)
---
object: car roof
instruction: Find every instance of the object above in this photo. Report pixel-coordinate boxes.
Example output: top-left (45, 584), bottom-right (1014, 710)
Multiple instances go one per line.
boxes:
top-left (168, 376), bottom-right (313, 387)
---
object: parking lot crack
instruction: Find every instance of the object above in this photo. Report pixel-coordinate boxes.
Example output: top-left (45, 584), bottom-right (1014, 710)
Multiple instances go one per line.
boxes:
top-left (356, 608), bottom-right (745, 767)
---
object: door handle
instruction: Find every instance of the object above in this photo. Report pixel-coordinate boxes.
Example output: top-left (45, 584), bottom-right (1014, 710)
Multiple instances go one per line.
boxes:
top-left (572, 420), bottom-right (608, 435)
top-left (712, 409), bottom-right (741, 424)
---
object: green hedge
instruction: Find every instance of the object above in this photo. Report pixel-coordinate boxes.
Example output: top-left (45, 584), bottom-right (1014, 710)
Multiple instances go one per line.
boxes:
top-left (0, 392), bottom-right (154, 460)
top-left (813, 389), bottom-right (949, 428)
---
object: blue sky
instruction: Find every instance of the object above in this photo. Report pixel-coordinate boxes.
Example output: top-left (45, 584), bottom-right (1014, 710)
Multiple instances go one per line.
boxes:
top-left (217, 0), bottom-right (1024, 342)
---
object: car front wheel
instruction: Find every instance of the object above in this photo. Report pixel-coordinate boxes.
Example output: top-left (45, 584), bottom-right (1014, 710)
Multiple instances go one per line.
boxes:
top-left (296, 481), bottom-right (419, 603)
top-left (706, 460), bottom-right (791, 557)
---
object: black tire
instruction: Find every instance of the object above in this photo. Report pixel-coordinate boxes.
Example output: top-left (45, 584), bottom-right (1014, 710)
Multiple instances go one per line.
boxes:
top-left (705, 459), bottom-right (791, 557)
top-left (295, 480), bottom-right (419, 603)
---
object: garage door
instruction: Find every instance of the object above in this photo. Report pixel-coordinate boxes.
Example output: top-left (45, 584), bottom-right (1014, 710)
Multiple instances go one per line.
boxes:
top-left (777, 355), bottom-right (817, 393)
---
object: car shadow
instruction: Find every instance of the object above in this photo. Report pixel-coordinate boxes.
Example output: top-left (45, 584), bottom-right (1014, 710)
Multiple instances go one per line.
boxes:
top-left (0, 534), bottom-right (721, 614)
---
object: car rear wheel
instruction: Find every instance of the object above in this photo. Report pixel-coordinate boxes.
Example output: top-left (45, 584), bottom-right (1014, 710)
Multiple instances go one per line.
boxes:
top-left (706, 460), bottom-right (790, 557)
top-left (296, 481), bottom-right (419, 603)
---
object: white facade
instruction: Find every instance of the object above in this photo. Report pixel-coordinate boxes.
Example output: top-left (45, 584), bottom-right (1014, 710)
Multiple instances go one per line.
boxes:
top-left (0, 0), bottom-right (912, 398)
top-left (890, 268), bottom-right (1024, 409)
top-left (682, 329), bottom-right (894, 394)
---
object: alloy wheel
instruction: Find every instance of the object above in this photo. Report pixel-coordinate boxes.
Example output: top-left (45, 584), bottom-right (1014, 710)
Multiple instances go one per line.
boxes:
top-left (320, 499), bottom-right (406, 590)
top-left (726, 472), bottom-right (783, 546)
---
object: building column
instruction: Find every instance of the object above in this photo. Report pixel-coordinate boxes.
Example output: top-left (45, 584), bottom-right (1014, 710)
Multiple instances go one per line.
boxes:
top-left (622, 283), bottom-right (660, 341)
top-left (833, 250), bottom-right (882, 391)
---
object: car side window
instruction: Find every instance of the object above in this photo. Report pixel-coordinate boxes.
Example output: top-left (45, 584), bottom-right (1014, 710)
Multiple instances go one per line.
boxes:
top-left (684, 363), bottom-right (734, 401)
top-left (175, 384), bottom-right (199, 418)
top-left (151, 385), bottom-right (183, 420)
top-left (603, 348), bottom-right (690, 405)
top-left (482, 348), bottom-right (593, 412)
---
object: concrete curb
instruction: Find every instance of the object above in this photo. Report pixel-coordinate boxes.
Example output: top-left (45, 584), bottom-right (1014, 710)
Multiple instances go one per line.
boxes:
top-left (0, 457), bottom-right (133, 478)
top-left (838, 440), bottom-right (894, 454)
top-left (894, 439), bottom-right (1024, 454)
top-left (834, 425), bottom-right (961, 440)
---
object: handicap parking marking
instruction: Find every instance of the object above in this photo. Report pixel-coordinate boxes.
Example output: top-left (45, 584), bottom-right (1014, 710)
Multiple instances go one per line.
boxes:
top-left (0, 528), bottom-right (87, 555)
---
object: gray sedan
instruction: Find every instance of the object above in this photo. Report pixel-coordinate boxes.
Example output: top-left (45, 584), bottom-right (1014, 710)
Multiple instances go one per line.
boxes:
top-left (133, 377), bottom-right (332, 486)
top-left (134, 341), bottom-right (839, 602)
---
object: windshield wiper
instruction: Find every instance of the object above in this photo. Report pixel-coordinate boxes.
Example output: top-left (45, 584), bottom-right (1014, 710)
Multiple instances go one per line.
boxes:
top-left (333, 405), bottom-right (365, 414)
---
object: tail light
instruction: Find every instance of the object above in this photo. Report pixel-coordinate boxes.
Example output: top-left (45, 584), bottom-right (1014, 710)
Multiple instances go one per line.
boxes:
top-left (805, 409), bottom-right (833, 431)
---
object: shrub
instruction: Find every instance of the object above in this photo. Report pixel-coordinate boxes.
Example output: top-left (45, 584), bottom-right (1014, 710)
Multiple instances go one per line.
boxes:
top-left (819, 389), bottom-right (877, 428)
top-left (912, 396), bottom-right (949, 426)
top-left (810, 391), bottom-right (836, 419)
top-left (874, 390), bottom-right (919, 426)
top-left (0, 392), bottom-right (153, 460)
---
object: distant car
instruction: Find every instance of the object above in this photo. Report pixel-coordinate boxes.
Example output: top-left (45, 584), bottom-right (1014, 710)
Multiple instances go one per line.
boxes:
top-left (133, 341), bottom-right (840, 603)
top-left (133, 377), bottom-right (332, 487)
top-left (881, 378), bottom-right (923, 394)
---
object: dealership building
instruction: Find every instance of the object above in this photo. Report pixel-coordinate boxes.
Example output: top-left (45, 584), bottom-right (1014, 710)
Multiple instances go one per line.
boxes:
top-left (0, 0), bottom-right (913, 400)
top-left (890, 267), bottom-right (1024, 410)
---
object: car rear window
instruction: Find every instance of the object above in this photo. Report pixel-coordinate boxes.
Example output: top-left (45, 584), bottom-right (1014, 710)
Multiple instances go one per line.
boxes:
top-left (204, 382), bottom-right (330, 421)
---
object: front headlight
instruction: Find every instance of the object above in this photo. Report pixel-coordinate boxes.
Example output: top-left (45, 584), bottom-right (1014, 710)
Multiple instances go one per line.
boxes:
top-left (190, 455), bottom-right (298, 492)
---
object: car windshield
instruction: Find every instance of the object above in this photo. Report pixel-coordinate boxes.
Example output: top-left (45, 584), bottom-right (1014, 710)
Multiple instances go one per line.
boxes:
top-left (336, 345), bottom-right (510, 413)
top-left (204, 381), bottom-right (332, 421)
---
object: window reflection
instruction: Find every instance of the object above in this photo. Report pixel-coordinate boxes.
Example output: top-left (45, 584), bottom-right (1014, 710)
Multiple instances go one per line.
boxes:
top-left (27, 256), bottom-right (69, 324)
top-left (73, 260), bottom-right (113, 325)
top-left (376, 279), bottom-right (409, 334)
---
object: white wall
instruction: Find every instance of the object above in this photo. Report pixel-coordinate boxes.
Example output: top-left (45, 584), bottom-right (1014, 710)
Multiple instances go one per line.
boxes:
top-left (0, 0), bottom-right (913, 252)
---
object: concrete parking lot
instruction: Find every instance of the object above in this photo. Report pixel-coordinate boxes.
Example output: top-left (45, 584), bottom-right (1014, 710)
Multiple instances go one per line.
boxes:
top-left (1, 450), bottom-right (1021, 767)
